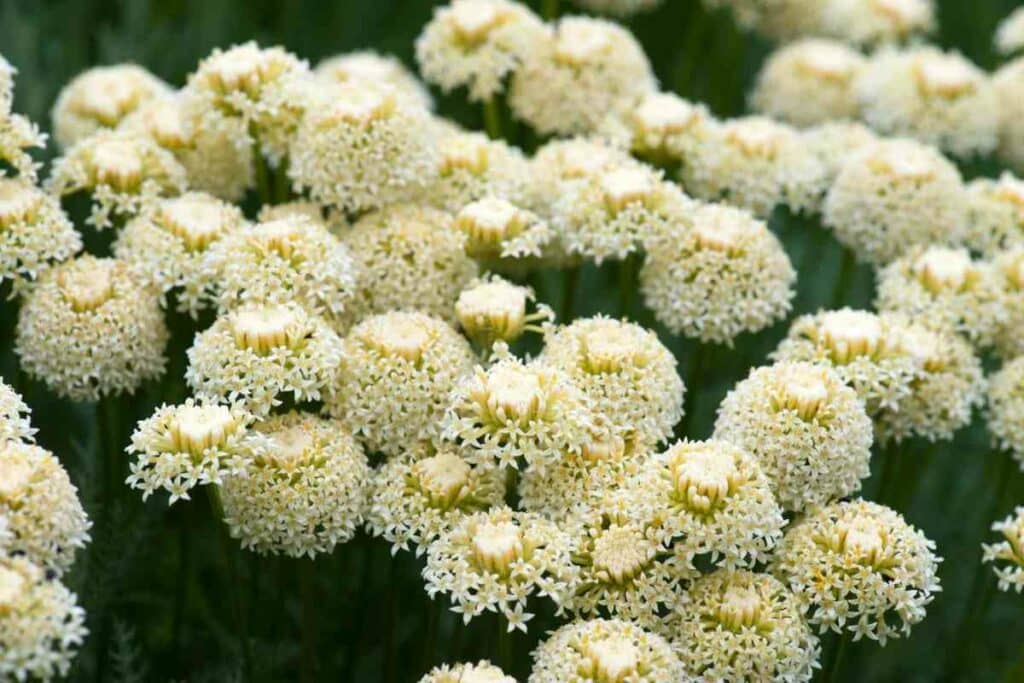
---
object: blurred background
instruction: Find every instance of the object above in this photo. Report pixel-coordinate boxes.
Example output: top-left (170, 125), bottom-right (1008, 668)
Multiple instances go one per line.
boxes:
top-left (2, 0), bottom-right (1024, 681)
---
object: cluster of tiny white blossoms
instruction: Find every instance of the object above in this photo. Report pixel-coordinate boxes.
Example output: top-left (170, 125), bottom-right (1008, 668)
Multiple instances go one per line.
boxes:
top-left (983, 506), bottom-right (1024, 592)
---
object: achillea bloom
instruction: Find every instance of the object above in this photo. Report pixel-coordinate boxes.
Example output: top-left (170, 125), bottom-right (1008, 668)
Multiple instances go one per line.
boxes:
top-left (186, 302), bottom-right (342, 416)
top-left (529, 618), bottom-right (684, 682)
top-left (853, 47), bottom-right (998, 159)
top-left (632, 439), bottom-right (786, 569)
top-left (611, 91), bottom-right (714, 165)
top-left (51, 64), bottom-right (170, 148)
top-left (0, 556), bottom-right (87, 682)
top-left (982, 506), bottom-right (1024, 592)
top-left (714, 361), bottom-right (873, 512)
top-left (529, 137), bottom-right (635, 218)
top-left (257, 201), bottom-right (333, 229)
top-left (0, 55), bottom-right (12, 115)
top-left (803, 121), bottom-right (879, 184)
top-left (509, 17), bottom-right (657, 136)
top-left (342, 204), bottom-right (478, 322)
top-left (994, 58), bottom-right (1024, 172)
top-left (455, 276), bottom-right (553, 349)
top-left (219, 412), bottom-right (371, 558)
top-left (875, 246), bottom-right (1004, 349)
top-left (572, 0), bottom-right (664, 15)
top-left (540, 317), bottom-right (683, 448)
top-left (0, 177), bottom-right (81, 294)
top-left (316, 51), bottom-right (432, 110)
top-left (1, 112), bottom-right (48, 182)
top-left (0, 442), bottom-right (91, 574)
top-left (441, 349), bottom-right (597, 471)
top-left (455, 197), bottom-right (553, 266)
top-left (750, 39), bottom-right (866, 128)
top-left (16, 256), bottom-right (168, 401)
top-left (822, 138), bottom-right (966, 264)
top-left (819, 0), bottom-right (935, 47)
top-left (201, 215), bottom-right (358, 331)
top-left (669, 569), bottom-right (820, 683)
top-left (772, 499), bottom-right (941, 644)
top-left (771, 309), bottom-right (921, 415)
top-left (963, 173), bottom-right (1024, 256)
top-left (0, 380), bottom-right (33, 443)
top-left (424, 507), bottom-right (579, 630)
top-left (996, 8), bottom-right (1024, 56)
top-left (415, 0), bottom-right (546, 102)
top-left (640, 202), bottom-right (795, 345)
top-left (327, 311), bottom-right (477, 457)
top-left (288, 83), bottom-right (437, 214)
top-left (986, 356), bottom-right (1024, 467)
top-left (680, 116), bottom-right (829, 218)
top-left (113, 192), bottom-right (246, 317)
top-left (992, 248), bottom-right (1024, 358)
top-left (126, 398), bottom-right (253, 503)
top-left (46, 130), bottom-right (187, 230)
top-left (419, 130), bottom-right (533, 214)
top-left (366, 447), bottom-right (506, 555)
top-left (419, 661), bottom-right (515, 683)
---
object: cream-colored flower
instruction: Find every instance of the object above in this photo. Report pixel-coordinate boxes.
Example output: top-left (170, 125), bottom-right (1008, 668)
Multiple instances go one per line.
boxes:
top-left (802, 121), bottom-right (879, 184)
top-left (751, 39), bottom-right (866, 128)
top-left (610, 91), bottom-right (714, 165)
top-left (640, 202), bottom-right (795, 345)
top-left (983, 506), bottom-right (1024, 592)
top-left (416, 0), bottom-right (546, 102)
top-left (419, 660), bottom-right (516, 683)
top-left (420, 130), bottom-right (533, 213)
top-left (854, 47), bottom-right (998, 159)
top-left (0, 556), bottom-right (87, 682)
top-left (424, 506), bottom-right (579, 630)
top-left (509, 17), bottom-right (657, 136)
top-left (113, 192), bottom-right (246, 317)
top-left (46, 130), bottom-right (187, 230)
top-left (822, 137), bottom-right (966, 264)
top-left (51, 64), bottom-right (170, 148)
top-left (772, 499), bottom-right (941, 644)
top-left (670, 569), bottom-right (820, 683)
top-left (997, 7), bottom-right (1024, 56)
top-left (342, 204), bottom-right (479, 322)
top-left (0, 442), bottom-right (90, 574)
top-left (316, 51), bottom-right (432, 110)
top-left (257, 200), bottom-right (334, 229)
top-left (992, 248), bottom-right (1024, 359)
top-left (529, 618), bottom-right (684, 682)
top-left (456, 275), bottom-right (552, 350)
top-left (714, 361), bottom-right (872, 512)
top-left (986, 356), bottom-right (1024, 468)
top-left (219, 411), bottom-right (370, 558)
top-left (1, 112), bottom-right (47, 182)
top-left (327, 311), bottom-right (477, 457)
top-left (994, 58), bottom-right (1024, 173)
top-left (819, 0), bottom-right (935, 47)
top-left (702, 0), bottom-right (818, 37)
top-left (0, 54), bottom-right (13, 115)
top-left (366, 446), bottom-right (506, 555)
top-left (186, 302), bottom-right (342, 416)
top-left (572, 0), bottom-right (664, 16)
top-left (0, 177), bottom-right (80, 294)
top-left (0, 380), bottom-right (33, 444)
top-left (680, 116), bottom-right (829, 217)
top-left (126, 398), bottom-right (254, 504)
top-left (16, 255), bottom-right (168, 401)
top-left (455, 197), bottom-right (554, 268)
top-left (529, 137), bottom-right (635, 219)
top-left (963, 173), bottom-right (1024, 256)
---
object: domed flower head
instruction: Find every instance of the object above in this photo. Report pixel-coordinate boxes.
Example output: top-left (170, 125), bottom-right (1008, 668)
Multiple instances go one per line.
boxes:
top-left (0, 556), bottom-right (87, 682)
top-left (185, 41), bottom-right (310, 163)
top-left (0, 111), bottom-right (46, 182)
top-left (823, 138), bottom-right (966, 264)
top-left (680, 116), bottom-right (829, 218)
top-left (540, 316), bottom-right (683, 448)
top-left (875, 246), bottom-right (1004, 350)
top-left (571, 0), bottom-right (664, 16)
top-left (126, 398), bottom-right (254, 504)
top-left (669, 569), bottom-right (820, 683)
top-left (996, 7), bottom-right (1024, 56)
top-left (442, 348), bottom-right (597, 471)
top-left (456, 276), bottom-right (553, 350)
top-left (424, 506), bottom-right (579, 630)
top-left (419, 130), bottom-right (533, 214)
top-left (982, 506), bottom-right (1024, 592)
top-left (529, 137), bottom-right (635, 217)
top-left (316, 51), bottom-right (432, 110)
top-left (529, 618), bottom-right (684, 682)
top-left (257, 200), bottom-right (333, 228)
top-left (113, 192), bottom-right (246, 317)
top-left (963, 173), bottom-right (1024, 256)
top-left (326, 311), bottom-right (477, 457)
top-left (992, 248), bottom-right (1024, 359)
top-left (611, 91), bottom-right (714, 166)
top-left (366, 446), bottom-right (506, 555)
top-left (419, 660), bottom-right (515, 683)
top-left (986, 356), bottom-right (1024, 468)
top-left (416, 0), bottom-right (545, 102)
top-left (0, 54), bottom-right (13, 115)
top-left (771, 309), bottom-right (921, 415)
top-left (201, 215), bottom-right (358, 331)
top-left (853, 47), bottom-right (998, 159)
top-left (288, 82), bottom-right (437, 214)
top-left (342, 204), bottom-right (479, 322)
top-left (772, 499), bottom-right (941, 644)
top-left (714, 361), bottom-right (872, 512)
top-left (640, 202), bottom-right (796, 345)
top-left (186, 302), bottom-right (342, 416)
top-left (118, 95), bottom-right (255, 202)
top-left (46, 130), bottom-right (187, 230)
top-left (16, 255), bottom-right (168, 401)
top-left (751, 39), bottom-right (866, 128)
top-left (819, 0), bottom-right (935, 47)
top-left (51, 64), bottom-right (170, 149)
top-left (632, 439), bottom-right (786, 569)
top-left (0, 379), bottom-right (33, 443)
top-left (509, 16), bottom-right (657, 136)
top-left (803, 121), bottom-right (879, 184)
top-left (219, 412), bottom-right (371, 558)
top-left (455, 198), bottom-right (554, 268)
top-left (0, 442), bottom-right (91, 574)
top-left (0, 177), bottom-right (81, 294)
top-left (994, 58), bottom-right (1024, 173)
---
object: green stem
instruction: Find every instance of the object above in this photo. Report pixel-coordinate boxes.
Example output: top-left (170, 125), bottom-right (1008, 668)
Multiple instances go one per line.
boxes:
top-left (421, 598), bottom-right (440, 673)
top-left (830, 249), bottom-right (856, 310)
top-left (541, 0), bottom-right (559, 21)
top-left (299, 559), bottom-right (316, 683)
top-left (496, 614), bottom-right (512, 673)
top-left (562, 266), bottom-right (579, 322)
top-left (875, 442), bottom-right (902, 507)
top-left (679, 343), bottom-right (708, 439)
top-left (252, 139), bottom-right (272, 206)
top-left (274, 157), bottom-right (291, 205)
top-left (384, 548), bottom-right (399, 683)
top-left (206, 487), bottom-right (252, 681)
top-left (483, 97), bottom-right (502, 141)
top-left (823, 632), bottom-right (849, 683)
top-left (619, 253), bottom-right (637, 319)
top-left (505, 466), bottom-right (520, 508)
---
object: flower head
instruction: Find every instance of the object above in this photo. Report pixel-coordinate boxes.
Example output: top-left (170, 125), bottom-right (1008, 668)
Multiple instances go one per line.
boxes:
top-left (0, 55), bottom-right (13, 115)
top-left (530, 137), bottom-right (635, 218)
top-left (997, 8), bottom-right (1024, 56)
top-left (316, 51), bottom-right (432, 110)
top-left (0, 112), bottom-right (47, 182)
top-left (0, 177), bottom-right (81, 293)
top-left (0, 380), bottom-right (33, 443)
top-left (985, 356), bottom-right (1024, 468)
top-left (963, 173), bottom-right (1024, 256)
top-left (992, 247), bottom-right (1024, 359)
top-left (419, 661), bottom-right (515, 683)
top-left (419, 130), bottom-right (533, 214)
top-left (994, 58), bottom-right (1024, 173)
top-left (456, 275), bottom-right (552, 349)
top-left (983, 506), bottom-right (1024, 592)
top-left (819, 0), bottom-right (935, 47)
top-left (455, 197), bottom-right (553, 265)
top-left (611, 91), bottom-right (714, 165)
top-left (803, 121), bottom-right (879, 184)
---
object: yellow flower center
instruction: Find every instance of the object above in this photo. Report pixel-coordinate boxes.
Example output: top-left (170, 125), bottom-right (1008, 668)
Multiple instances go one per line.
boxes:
top-left (456, 198), bottom-right (525, 253)
top-left (994, 175), bottom-right (1024, 212)
top-left (582, 636), bottom-right (640, 683)
top-left (581, 327), bottom-right (642, 374)
top-left (254, 219), bottom-right (305, 260)
top-left (263, 425), bottom-right (316, 469)
top-left (1002, 520), bottom-right (1024, 563)
top-left (414, 452), bottom-right (473, 509)
top-left (0, 449), bottom-right (33, 502)
top-left (450, 1), bottom-right (508, 46)
top-left (634, 93), bottom-right (701, 135)
top-left (600, 168), bottom-right (654, 213)
top-left (203, 46), bottom-right (276, 95)
top-left (72, 72), bottom-right (142, 125)
top-left (776, 371), bottom-right (831, 421)
top-left (90, 138), bottom-right (144, 189)
top-left (440, 136), bottom-right (490, 176)
top-left (913, 248), bottom-right (973, 293)
top-left (871, 0), bottom-right (927, 28)
top-left (716, 584), bottom-right (765, 631)
top-left (581, 435), bottom-right (626, 464)
top-left (0, 565), bottom-right (26, 613)
top-left (360, 316), bottom-right (434, 362)
top-left (914, 54), bottom-right (977, 98)
top-left (898, 327), bottom-right (946, 373)
top-left (58, 261), bottom-right (115, 312)
top-left (1003, 254), bottom-right (1024, 290)
top-left (836, 516), bottom-right (889, 567)
top-left (159, 195), bottom-right (231, 251)
top-left (168, 404), bottom-right (239, 455)
top-left (0, 178), bottom-right (41, 227)
top-left (140, 100), bottom-right (190, 149)
top-left (456, 281), bottom-right (528, 342)
top-left (590, 525), bottom-right (655, 584)
top-left (726, 120), bottom-right (783, 159)
top-left (472, 520), bottom-right (523, 574)
top-left (796, 43), bottom-right (860, 82)
top-left (867, 145), bottom-right (936, 182)
top-left (816, 310), bottom-right (885, 364)
top-left (670, 444), bottom-right (740, 513)
top-left (482, 364), bottom-right (545, 422)
top-left (692, 208), bottom-right (749, 255)
top-left (555, 22), bottom-right (611, 66)
top-left (328, 86), bottom-right (396, 124)
top-left (230, 305), bottom-right (304, 353)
